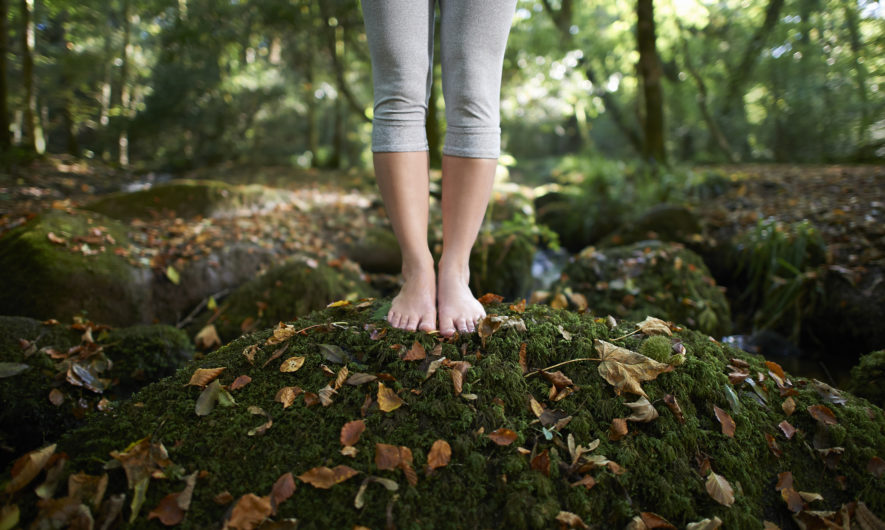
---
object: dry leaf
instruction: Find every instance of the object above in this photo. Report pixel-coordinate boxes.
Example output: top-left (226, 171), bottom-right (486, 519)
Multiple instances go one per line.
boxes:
top-left (625, 397), bottom-right (659, 422)
top-left (402, 341), bottom-right (426, 361)
top-left (424, 357), bottom-right (447, 381)
top-left (570, 475), bottom-right (596, 490)
top-left (705, 471), bottom-right (735, 506)
top-left (640, 512), bottom-right (677, 529)
top-left (265, 323), bottom-right (297, 346)
top-left (781, 487), bottom-right (805, 512)
top-left (297, 465), bottom-right (359, 489)
top-left (377, 382), bottom-right (404, 412)
top-left (269, 473), bottom-right (295, 514)
top-left (541, 370), bottom-right (574, 389)
top-left (662, 394), bottom-right (685, 424)
top-left (318, 385), bottom-right (336, 407)
top-left (778, 420), bottom-right (796, 439)
top-left (509, 299), bottom-right (526, 312)
top-left (555, 511), bottom-right (589, 529)
top-left (868, 456), bottom-right (885, 478)
top-left (261, 345), bottom-right (288, 369)
top-left (807, 404), bottom-right (838, 426)
top-left (48, 389), bottom-right (64, 406)
top-left (713, 405), bottom-right (736, 437)
top-left (5, 444), bottom-right (56, 494)
top-left (279, 357), bottom-right (305, 373)
top-left (782, 397), bottom-right (796, 416)
top-left (518, 342), bottom-right (528, 374)
top-left (811, 380), bottom-right (847, 406)
top-left (229, 375), bottom-right (251, 391)
top-left (609, 418), bottom-right (628, 441)
top-left (340, 420), bottom-right (366, 447)
top-left (530, 450), bottom-right (550, 476)
top-left (636, 316), bottom-right (672, 336)
top-left (550, 292), bottom-right (568, 309)
top-left (595, 339), bottom-right (673, 398)
top-left (775, 472), bottom-right (793, 491)
top-left (334, 367), bottom-right (349, 390)
top-left (685, 517), bottom-right (723, 530)
top-left (213, 491), bottom-right (234, 505)
top-left (223, 493), bottom-right (272, 530)
top-left (487, 428), bottom-right (518, 446)
top-left (427, 440), bottom-right (451, 471)
top-left (451, 370), bottom-right (464, 396)
top-left (194, 325), bottom-right (222, 350)
top-left (477, 293), bottom-right (504, 304)
top-left (765, 361), bottom-right (786, 381)
top-left (346, 372), bottom-right (377, 386)
top-left (274, 387), bottom-right (301, 408)
top-left (529, 396), bottom-right (545, 418)
top-left (375, 443), bottom-right (401, 471)
top-left (187, 367), bottom-right (226, 388)
top-left (246, 406), bottom-right (272, 436)
top-left (147, 472), bottom-right (197, 526)
top-left (303, 392), bottom-right (319, 407)
top-left (67, 472), bottom-right (108, 509)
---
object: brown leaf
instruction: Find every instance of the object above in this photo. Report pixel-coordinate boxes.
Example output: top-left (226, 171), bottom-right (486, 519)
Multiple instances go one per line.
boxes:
top-left (246, 406), bottom-right (273, 436)
top-left (640, 512), bottom-right (677, 529)
top-left (261, 345), bottom-right (288, 368)
top-left (265, 323), bottom-right (297, 346)
top-left (269, 473), bottom-right (295, 514)
top-left (397, 446), bottom-right (418, 486)
top-left (782, 397), bottom-right (796, 416)
top-left (765, 361), bottom-right (786, 381)
top-left (529, 396), bottom-right (544, 418)
top-left (626, 397), bottom-right (659, 422)
top-left (778, 420), bottom-right (796, 439)
top-left (148, 472), bottom-right (197, 526)
top-left (811, 379), bottom-right (847, 406)
top-left (477, 293), bottom-right (504, 304)
top-left (274, 387), bottom-right (301, 408)
top-left (530, 450), bottom-right (550, 476)
top-left (377, 382), bottom-right (404, 412)
top-left (808, 404), bottom-right (838, 426)
top-left (781, 487), bottom-right (805, 513)
top-left (318, 385), bottom-right (336, 407)
top-left (509, 299), bottom-right (526, 313)
top-left (518, 342), bottom-right (528, 374)
top-left (346, 372), bottom-right (377, 386)
top-left (303, 392), bottom-right (319, 407)
top-left (595, 339), bottom-right (673, 398)
top-left (187, 367), bottom-right (226, 388)
top-left (334, 366), bottom-right (349, 390)
top-left (297, 465), bottom-right (359, 489)
top-left (229, 375), bottom-right (251, 391)
top-left (110, 437), bottom-right (171, 489)
top-left (487, 428), bottom-right (518, 446)
top-left (635, 316), bottom-right (672, 336)
top-left (555, 511), bottom-right (589, 529)
top-left (775, 471), bottom-right (793, 491)
top-left (713, 405), bottom-right (736, 437)
top-left (550, 292), bottom-right (568, 309)
top-left (541, 370), bottom-right (574, 390)
top-left (194, 325), bottom-right (222, 350)
top-left (67, 472), bottom-right (108, 509)
top-left (375, 443), bottom-right (401, 471)
top-left (213, 491), bottom-right (234, 505)
top-left (662, 394), bottom-right (685, 424)
top-left (340, 420), bottom-right (366, 447)
top-left (451, 370), bottom-right (463, 396)
top-left (224, 493), bottom-right (272, 530)
top-left (279, 356), bottom-right (305, 373)
top-left (570, 475), bottom-right (596, 490)
top-left (705, 471), bottom-right (735, 506)
top-left (427, 440), bottom-right (451, 471)
top-left (765, 433), bottom-right (783, 458)
top-left (868, 456), bottom-right (885, 478)
top-left (48, 388), bottom-right (64, 406)
top-left (609, 418), bottom-right (628, 441)
top-left (402, 341), bottom-right (426, 361)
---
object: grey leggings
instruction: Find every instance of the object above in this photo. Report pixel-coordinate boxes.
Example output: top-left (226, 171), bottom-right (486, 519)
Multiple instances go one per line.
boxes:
top-left (361, 0), bottom-right (517, 159)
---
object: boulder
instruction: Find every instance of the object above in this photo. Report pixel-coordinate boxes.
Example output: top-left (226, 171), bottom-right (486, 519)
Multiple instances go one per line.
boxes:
top-left (553, 240), bottom-right (732, 338)
top-left (0, 316), bottom-right (192, 467)
top-left (6, 300), bottom-right (883, 529)
top-left (468, 224), bottom-right (541, 302)
top-left (343, 226), bottom-right (402, 275)
top-left (187, 257), bottom-right (377, 345)
top-left (599, 203), bottom-right (703, 247)
top-left (534, 190), bottom-right (622, 253)
top-left (847, 350), bottom-right (885, 408)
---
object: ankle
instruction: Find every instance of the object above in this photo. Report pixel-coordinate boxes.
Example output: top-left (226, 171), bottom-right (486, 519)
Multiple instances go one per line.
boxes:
top-left (438, 256), bottom-right (470, 283)
top-left (401, 251), bottom-right (435, 278)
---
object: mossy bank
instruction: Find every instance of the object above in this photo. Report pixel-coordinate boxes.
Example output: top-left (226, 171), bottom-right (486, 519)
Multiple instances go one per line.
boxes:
top-left (4, 300), bottom-right (883, 529)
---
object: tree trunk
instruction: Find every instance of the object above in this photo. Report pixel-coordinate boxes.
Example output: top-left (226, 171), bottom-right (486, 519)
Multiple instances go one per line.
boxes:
top-left (841, 0), bottom-right (868, 144)
top-left (636, 0), bottom-right (666, 164)
top-left (116, 0), bottom-right (132, 166)
top-left (0, 0), bottom-right (9, 151)
top-left (21, 0), bottom-right (44, 153)
top-left (318, 0), bottom-right (370, 123)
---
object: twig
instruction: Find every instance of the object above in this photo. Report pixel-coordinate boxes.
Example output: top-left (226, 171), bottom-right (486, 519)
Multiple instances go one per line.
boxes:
top-left (525, 357), bottom-right (601, 378)
top-left (610, 329), bottom-right (640, 342)
top-left (176, 288), bottom-right (231, 329)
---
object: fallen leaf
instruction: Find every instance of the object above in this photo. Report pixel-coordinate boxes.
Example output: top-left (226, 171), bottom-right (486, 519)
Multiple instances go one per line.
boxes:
top-left (424, 357), bottom-right (447, 381)
top-left (318, 343), bottom-right (347, 364)
top-left (334, 366), bottom-right (349, 390)
top-left (685, 517), bottom-right (722, 530)
top-left (346, 372), bottom-right (377, 386)
top-left (213, 491), bottom-right (234, 505)
top-left (165, 266), bottom-right (180, 285)
top-left (868, 456), bottom-right (885, 478)
top-left (555, 511), bottom-right (589, 529)
top-left (318, 384), bottom-right (336, 407)
top-left (477, 293), bottom-right (504, 304)
top-left (0, 505), bottom-right (19, 529)
top-left (705, 471), bottom-right (735, 506)
top-left (223, 493), bottom-right (272, 530)
top-left (399, 447), bottom-right (418, 486)
top-left (529, 397), bottom-right (545, 418)
top-left (640, 512), bottom-right (677, 529)
top-left (518, 343), bottom-right (528, 373)
top-left (266, 323), bottom-right (297, 346)
top-left (636, 316), bottom-right (672, 336)
top-left (67, 472), bottom-right (108, 508)
top-left (782, 397), bottom-right (796, 416)
top-left (808, 404), bottom-right (838, 426)
top-left (5, 444), bottom-right (56, 494)
top-left (626, 397), bottom-right (659, 422)
top-left (147, 471), bottom-right (197, 526)
top-left (811, 380), bottom-right (847, 406)
top-left (662, 394), bottom-right (685, 423)
top-left (48, 389), bottom-right (64, 406)
top-left (229, 375), bottom-right (251, 391)
top-left (188, 367), bottom-right (226, 388)
top-left (487, 428), bottom-right (518, 446)
top-left (541, 370), bottom-right (574, 389)
top-left (427, 440), bottom-right (451, 471)
top-left (196, 380), bottom-right (223, 416)
top-left (451, 370), bottom-right (464, 396)
top-left (550, 292), bottom-right (568, 309)
top-left (269, 473), bottom-right (295, 514)
top-left (595, 339), bottom-right (673, 398)
top-left (326, 299), bottom-right (351, 308)
top-left (340, 420), bottom-right (366, 447)
top-left (242, 345), bottom-right (259, 365)
top-left (375, 443), bottom-right (401, 471)
top-left (798, 491), bottom-right (823, 503)
top-left (531, 449), bottom-right (550, 476)
top-left (246, 406), bottom-right (272, 436)
top-left (781, 487), bottom-right (805, 512)
top-left (279, 356), bottom-right (305, 373)
top-left (509, 299), bottom-right (526, 312)
top-left (765, 433), bottom-right (783, 458)
top-left (261, 345), bottom-right (288, 368)
top-left (609, 418), bottom-right (628, 441)
top-left (377, 382), bottom-right (404, 412)
top-left (194, 325), bottom-right (222, 350)
top-left (713, 405), bottom-right (736, 437)
top-left (402, 341), bottom-right (426, 361)
top-left (297, 465), bottom-right (359, 489)
top-left (765, 361), bottom-right (786, 381)
top-left (778, 421), bottom-right (796, 439)
top-left (570, 475), bottom-right (596, 490)
top-left (0, 362), bottom-right (30, 378)
top-left (274, 386), bottom-right (301, 408)
top-left (775, 471), bottom-right (793, 491)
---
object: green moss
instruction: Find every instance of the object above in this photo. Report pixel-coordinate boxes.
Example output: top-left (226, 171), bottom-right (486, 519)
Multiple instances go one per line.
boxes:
top-left (83, 179), bottom-right (293, 221)
top-left (103, 324), bottom-right (194, 394)
top-left (0, 209), bottom-right (148, 325)
top-left (847, 350), bottom-right (885, 407)
top-left (187, 257), bottom-right (377, 344)
top-left (639, 335), bottom-right (672, 363)
top-left (6, 301), bottom-right (884, 529)
top-left (555, 240), bottom-right (732, 338)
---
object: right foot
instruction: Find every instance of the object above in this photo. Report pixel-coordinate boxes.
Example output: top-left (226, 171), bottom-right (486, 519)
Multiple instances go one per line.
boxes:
top-left (387, 260), bottom-right (437, 333)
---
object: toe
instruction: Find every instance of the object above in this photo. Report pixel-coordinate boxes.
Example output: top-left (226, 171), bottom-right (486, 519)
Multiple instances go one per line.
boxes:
top-left (418, 314), bottom-right (436, 333)
top-left (404, 315), bottom-right (419, 332)
top-left (466, 320), bottom-right (476, 333)
top-left (454, 317), bottom-right (468, 333)
top-left (389, 311), bottom-right (403, 329)
top-left (439, 316), bottom-right (456, 337)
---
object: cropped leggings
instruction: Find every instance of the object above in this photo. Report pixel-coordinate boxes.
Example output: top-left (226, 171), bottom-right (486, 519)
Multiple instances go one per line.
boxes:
top-left (361, 0), bottom-right (518, 159)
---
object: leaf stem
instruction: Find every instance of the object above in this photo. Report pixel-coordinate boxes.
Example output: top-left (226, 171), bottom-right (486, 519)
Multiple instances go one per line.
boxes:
top-left (611, 329), bottom-right (640, 342)
top-left (525, 358), bottom-right (602, 378)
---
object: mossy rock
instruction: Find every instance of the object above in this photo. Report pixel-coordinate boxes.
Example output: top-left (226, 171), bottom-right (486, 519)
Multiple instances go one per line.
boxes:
top-left (187, 257), bottom-right (377, 345)
top-left (554, 240), bottom-right (732, 338)
top-left (847, 350), bottom-right (885, 408)
top-left (83, 179), bottom-right (294, 221)
top-left (0, 209), bottom-right (151, 325)
top-left (343, 226), bottom-right (402, 275)
top-left (599, 203), bottom-right (703, 248)
top-left (8, 300), bottom-right (884, 528)
top-left (534, 190), bottom-right (622, 253)
top-left (468, 227), bottom-right (538, 301)
top-left (0, 317), bottom-right (192, 467)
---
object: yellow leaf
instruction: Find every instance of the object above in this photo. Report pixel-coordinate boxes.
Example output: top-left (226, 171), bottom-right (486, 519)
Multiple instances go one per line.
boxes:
top-left (635, 316), bottom-right (672, 336)
top-left (279, 356), bottom-right (305, 373)
top-left (705, 471), bottom-right (735, 506)
top-left (187, 367), bottom-right (226, 387)
top-left (326, 299), bottom-right (351, 308)
top-left (377, 382), bottom-right (404, 412)
top-left (595, 339), bottom-right (673, 398)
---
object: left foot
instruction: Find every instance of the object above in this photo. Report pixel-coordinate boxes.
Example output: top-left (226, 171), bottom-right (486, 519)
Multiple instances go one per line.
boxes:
top-left (436, 259), bottom-right (485, 337)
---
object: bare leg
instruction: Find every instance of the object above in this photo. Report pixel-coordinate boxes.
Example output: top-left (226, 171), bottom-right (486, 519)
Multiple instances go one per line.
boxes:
top-left (437, 155), bottom-right (496, 337)
top-left (373, 152), bottom-right (437, 332)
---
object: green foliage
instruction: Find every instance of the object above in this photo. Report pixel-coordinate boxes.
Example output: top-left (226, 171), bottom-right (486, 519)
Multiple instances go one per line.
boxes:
top-left (734, 218), bottom-right (828, 341)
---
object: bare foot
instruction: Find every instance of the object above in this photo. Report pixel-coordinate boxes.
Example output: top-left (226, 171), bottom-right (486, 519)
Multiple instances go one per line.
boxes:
top-left (387, 259), bottom-right (437, 333)
top-left (437, 259), bottom-right (486, 337)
